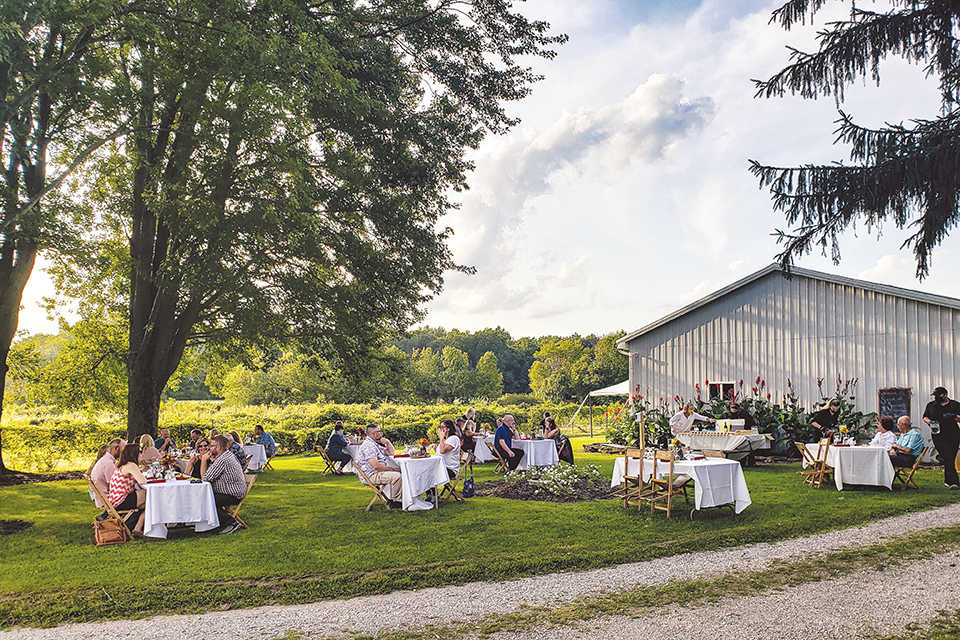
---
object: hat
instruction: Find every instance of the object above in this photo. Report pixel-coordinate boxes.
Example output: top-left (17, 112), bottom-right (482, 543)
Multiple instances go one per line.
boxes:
top-left (933, 386), bottom-right (948, 396)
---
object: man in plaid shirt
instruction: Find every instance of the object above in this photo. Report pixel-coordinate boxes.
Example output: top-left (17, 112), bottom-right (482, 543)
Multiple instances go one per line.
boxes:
top-left (202, 434), bottom-right (247, 535)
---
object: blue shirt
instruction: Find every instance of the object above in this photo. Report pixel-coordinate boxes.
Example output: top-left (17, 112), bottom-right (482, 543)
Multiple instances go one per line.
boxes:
top-left (327, 431), bottom-right (348, 456)
top-left (896, 429), bottom-right (924, 456)
top-left (494, 424), bottom-right (513, 450)
top-left (256, 431), bottom-right (277, 457)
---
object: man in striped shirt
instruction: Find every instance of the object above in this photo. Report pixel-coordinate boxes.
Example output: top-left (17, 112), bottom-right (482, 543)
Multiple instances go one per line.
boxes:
top-left (202, 435), bottom-right (247, 535)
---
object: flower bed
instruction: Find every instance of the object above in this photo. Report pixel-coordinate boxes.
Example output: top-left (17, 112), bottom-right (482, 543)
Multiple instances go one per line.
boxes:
top-left (476, 464), bottom-right (611, 503)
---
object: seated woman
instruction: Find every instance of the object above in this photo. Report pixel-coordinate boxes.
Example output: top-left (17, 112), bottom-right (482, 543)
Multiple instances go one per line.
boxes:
top-left (543, 417), bottom-right (574, 465)
top-left (108, 443), bottom-right (148, 536)
top-left (138, 434), bottom-right (161, 465)
top-left (227, 430), bottom-right (247, 468)
top-left (326, 422), bottom-right (353, 474)
top-left (184, 438), bottom-right (210, 479)
top-left (869, 416), bottom-right (898, 451)
top-left (435, 419), bottom-right (462, 479)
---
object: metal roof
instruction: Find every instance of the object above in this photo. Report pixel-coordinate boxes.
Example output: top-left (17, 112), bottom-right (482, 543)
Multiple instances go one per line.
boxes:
top-left (617, 264), bottom-right (960, 351)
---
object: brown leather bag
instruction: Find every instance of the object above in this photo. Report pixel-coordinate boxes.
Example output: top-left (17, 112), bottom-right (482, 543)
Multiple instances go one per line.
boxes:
top-left (93, 519), bottom-right (128, 546)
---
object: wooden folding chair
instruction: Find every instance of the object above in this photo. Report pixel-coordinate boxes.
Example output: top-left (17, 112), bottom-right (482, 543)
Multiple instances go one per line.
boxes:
top-left (315, 447), bottom-right (336, 475)
top-left (241, 454), bottom-right (254, 472)
top-left (262, 452), bottom-right (275, 471)
top-left (702, 450), bottom-right (725, 458)
top-left (893, 446), bottom-right (928, 491)
top-left (226, 474), bottom-right (257, 529)
top-left (648, 450), bottom-right (688, 518)
top-left (353, 464), bottom-right (393, 510)
top-left (485, 441), bottom-right (508, 474)
top-left (85, 474), bottom-right (136, 541)
top-left (796, 440), bottom-right (833, 488)
top-left (613, 448), bottom-right (647, 508)
top-left (440, 452), bottom-right (473, 503)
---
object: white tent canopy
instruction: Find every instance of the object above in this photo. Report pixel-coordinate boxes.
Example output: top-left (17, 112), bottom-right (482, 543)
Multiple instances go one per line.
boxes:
top-left (588, 380), bottom-right (630, 397)
top-left (568, 380), bottom-right (631, 435)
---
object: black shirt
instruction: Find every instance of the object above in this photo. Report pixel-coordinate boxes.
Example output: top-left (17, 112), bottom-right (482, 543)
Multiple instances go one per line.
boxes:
top-left (924, 398), bottom-right (960, 437)
top-left (812, 407), bottom-right (839, 438)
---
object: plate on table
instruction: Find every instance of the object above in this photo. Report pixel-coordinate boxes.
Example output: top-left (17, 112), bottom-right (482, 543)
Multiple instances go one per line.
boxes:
top-left (146, 479), bottom-right (167, 484)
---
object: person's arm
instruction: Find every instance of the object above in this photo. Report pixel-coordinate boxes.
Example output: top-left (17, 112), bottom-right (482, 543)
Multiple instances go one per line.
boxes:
top-left (497, 437), bottom-right (514, 456)
top-left (437, 438), bottom-right (454, 454)
top-left (544, 427), bottom-right (559, 439)
top-left (692, 412), bottom-right (716, 423)
top-left (126, 463), bottom-right (149, 486)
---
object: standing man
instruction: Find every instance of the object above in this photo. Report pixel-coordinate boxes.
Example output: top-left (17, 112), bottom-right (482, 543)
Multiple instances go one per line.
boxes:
top-left (201, 435), bottom-right (247, 534)
top-left (356, 423), bottom-right (402, 509)
top-left (811, 399), bottom-right (841, 440)
top-left (924, 387), bottom-right (960, 489)
top-left (494, 414), bottom-right (524, 471)
top-left (669, 403), bottom-right (715, 436)
top-left (253, 424), bottom-right (277, 458)
top-left (728, 402), bottom-right (756, 429)
top-left (890, 416), bottom-right (924, 468)
top-left (90, 438), bottom-right (124, 508)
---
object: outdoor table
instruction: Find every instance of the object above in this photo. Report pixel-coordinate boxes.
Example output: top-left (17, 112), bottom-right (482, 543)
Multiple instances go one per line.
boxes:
top-left (803, 444), bottom-right (894, 490)
top-left (243, 444), bottom-right (267, 471)
top-left (474, 436), bottom-right (496, 462)
top-left (141, 478), bottom-right (220, 538)
top-left (610, 456), bottom-right (752, 513)
top-left (513, 439), bottom-right (559, 470)
top-left (393, 455), bottom-right (450, 511)
top-left (677, 432), bottom-right (769, 460)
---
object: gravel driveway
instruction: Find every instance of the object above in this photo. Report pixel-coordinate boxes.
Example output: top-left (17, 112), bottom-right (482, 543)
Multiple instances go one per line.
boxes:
top-left (4, 503), bottom-right (960, 640)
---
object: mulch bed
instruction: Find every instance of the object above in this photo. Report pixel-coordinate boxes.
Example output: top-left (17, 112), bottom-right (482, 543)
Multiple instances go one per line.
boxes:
top-left (477, 479), bottom-right (613, 503)
top-left (0, 520), bottom-right (32, 536)
top-left (0, 469), bottom-right (85, 487)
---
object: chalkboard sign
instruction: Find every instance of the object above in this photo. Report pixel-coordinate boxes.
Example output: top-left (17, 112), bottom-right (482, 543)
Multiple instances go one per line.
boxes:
top-left (878, 388), bottom-right (911, 420)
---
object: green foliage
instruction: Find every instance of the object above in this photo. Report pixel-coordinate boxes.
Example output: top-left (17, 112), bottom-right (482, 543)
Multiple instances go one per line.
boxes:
top-left (753, 1), bottom-right (960, 279)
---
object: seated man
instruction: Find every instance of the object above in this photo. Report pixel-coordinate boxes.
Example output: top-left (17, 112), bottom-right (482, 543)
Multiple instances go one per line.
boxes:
top-left (494, 414), bottom-right (524, 471)
top-left (154, 428), bottom-right (176, 453)
top-left (189, 429), bottom-right (204, 447)
top-left (356, 423), bottom-right (402, 509)
top-left (889, 416), bottom-right (924, 467)
top-left (869, 416), bottom-right (898, 451)
top-left (90, 438), bottom-right (124, 508)
top-left (326, 422), bottom-right (353, 474)
top-left (201, 435), bottom-right (247, 535)
top-left (254, 424), bottom-right (277, 458)
top-left (728, 402), bottom-right (756, 429)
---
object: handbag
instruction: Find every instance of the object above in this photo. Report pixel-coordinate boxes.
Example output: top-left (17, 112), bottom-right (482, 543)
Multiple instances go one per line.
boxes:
top-left (93, 519), bottom-right (128, 546)
top-left (461, 458), bottom-right (475, 498)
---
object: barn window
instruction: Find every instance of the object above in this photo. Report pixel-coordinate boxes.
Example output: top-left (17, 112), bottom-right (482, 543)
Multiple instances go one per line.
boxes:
top-left (708, 381), bottom-right (735, 400)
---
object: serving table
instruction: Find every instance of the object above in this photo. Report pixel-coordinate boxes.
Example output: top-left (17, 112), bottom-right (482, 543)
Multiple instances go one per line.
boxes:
top-left (803, 444), bottom-right (895, 490)
top-left (243, 444), bottom-right (268, 471)
top-left (611, 456), bottom-right (752, 513)
top-left (677, 432), bottom-right (769, 460)
top-left (142, 478), bottom-right (220, 538)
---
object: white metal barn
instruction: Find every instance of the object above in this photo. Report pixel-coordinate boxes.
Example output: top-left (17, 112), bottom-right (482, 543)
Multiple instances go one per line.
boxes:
top-left (616, 265), bottom-right (960, 450)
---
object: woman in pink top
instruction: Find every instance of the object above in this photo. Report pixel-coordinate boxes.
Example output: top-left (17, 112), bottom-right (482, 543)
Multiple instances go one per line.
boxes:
top-left (138, 434), bottom-right (161, 465)
top-left (108, 443), bottom-right (148, 536)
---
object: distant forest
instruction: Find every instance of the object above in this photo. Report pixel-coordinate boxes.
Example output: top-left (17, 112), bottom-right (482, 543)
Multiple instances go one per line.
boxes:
top-left (7, 326), bottom-right (628, 410)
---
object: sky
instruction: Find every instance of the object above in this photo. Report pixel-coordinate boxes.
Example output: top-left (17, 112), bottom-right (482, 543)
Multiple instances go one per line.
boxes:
top-left (17, 0), bottom-right (960, 340)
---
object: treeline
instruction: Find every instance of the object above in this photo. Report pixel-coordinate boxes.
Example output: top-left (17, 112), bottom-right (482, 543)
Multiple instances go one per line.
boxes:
top-left (6, 324), bottom-right (628, 409)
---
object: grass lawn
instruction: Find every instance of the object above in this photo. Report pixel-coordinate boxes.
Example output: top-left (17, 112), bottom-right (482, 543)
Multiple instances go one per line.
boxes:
top-left (1, 436), bottom-right (958, 628)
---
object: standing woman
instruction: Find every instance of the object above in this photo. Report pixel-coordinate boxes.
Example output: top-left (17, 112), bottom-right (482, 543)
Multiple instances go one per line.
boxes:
top-left (108, 443), bottom-right (148, 536)
top-left (461, 407), bottom-right (479, 453)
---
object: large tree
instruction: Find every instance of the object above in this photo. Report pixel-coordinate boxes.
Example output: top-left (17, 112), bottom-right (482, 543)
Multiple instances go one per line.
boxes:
top-left (750, 0), bottom-right (960, 279)
top-left (0, 0), bottom-right (125, 471)
top-left (54, 0), bottom-right (564, 440)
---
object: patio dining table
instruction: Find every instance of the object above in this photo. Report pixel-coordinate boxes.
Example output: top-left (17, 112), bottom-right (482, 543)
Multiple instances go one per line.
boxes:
top-left (611, 456), bottom-right (752, 513)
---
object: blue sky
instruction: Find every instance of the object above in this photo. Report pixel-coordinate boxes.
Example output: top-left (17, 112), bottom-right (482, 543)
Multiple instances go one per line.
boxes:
top-left (18, 0), bottom-right (959, 339)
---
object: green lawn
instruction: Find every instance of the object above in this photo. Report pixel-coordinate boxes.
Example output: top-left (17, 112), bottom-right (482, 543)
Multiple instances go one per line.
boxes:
top-left (1, 438), bottom-right (958, 628)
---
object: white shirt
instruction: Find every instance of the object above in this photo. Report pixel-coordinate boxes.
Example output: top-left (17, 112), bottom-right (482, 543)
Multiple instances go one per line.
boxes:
top-left (669, 411), bottom-right (711, 435)
top-left (438, 435), bottom-right (461, 472)
top-left (869, 429), bottom-right (898, 451)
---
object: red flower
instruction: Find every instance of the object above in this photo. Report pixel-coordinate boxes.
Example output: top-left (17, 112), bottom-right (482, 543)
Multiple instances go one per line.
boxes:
top-left (755, 376), bottom-right (761, 385)
top-left (674, 395), bottom-right (680, 402)
top-left (739, 379), bottom-right (744, 387)
top-left (705, 379), bottom-right (709, 386)
top-left (766, 393), bottom-right (771, 400)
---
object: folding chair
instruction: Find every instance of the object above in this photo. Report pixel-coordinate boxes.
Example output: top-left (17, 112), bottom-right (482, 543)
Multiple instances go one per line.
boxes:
top-left (796, 439), bottom-right (833, 488)
top-left (485, 441), bottom-right (508, 474)
top-left (227, 474), bottom-right (257, 529)
top-left (613, 448), bottom-right (646, 508)
top-left (315, 447), bottom-right (336, 476)
top-left (648, 450), bottom-right (689, 518)
top-left (893, 446), bottom-right (928, 491)
top-left (262, 451), bottom-right (275, 471)
top-left (353, 464), bottom-right (393, 510)
top-left (241, 454), bottom-right (254, 472)
top-left (702, 450), bottom-right (725, 458)
top-left (85, 474), bottom-right (136, 541)
top-left (440, 452), bottom-right (473, 503)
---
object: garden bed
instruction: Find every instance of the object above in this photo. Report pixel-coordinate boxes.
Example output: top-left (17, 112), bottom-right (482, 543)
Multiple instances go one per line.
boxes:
top-left (476, 464), bottom-right (612, 503)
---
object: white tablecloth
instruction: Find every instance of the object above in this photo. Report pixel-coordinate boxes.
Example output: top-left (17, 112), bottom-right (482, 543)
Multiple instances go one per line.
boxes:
top-left (803, 444), bottom-right (895, 490)
top-left (611, 456), bottom-right (752, 513)
top-left (473, 437), bottom-right (559, 469)
top-left (243, 444), bottom-right (268, 471)
top-left (395, 455), bottom-right (450, 511)
top-left (142, 479), bottom-right (220, 538)
top-left (677, 433), bottom-right (770, 460)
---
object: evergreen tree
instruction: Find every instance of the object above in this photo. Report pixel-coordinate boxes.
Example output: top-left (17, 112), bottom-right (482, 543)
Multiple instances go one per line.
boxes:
top-left (751, 0), bottom-right (960, 278)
